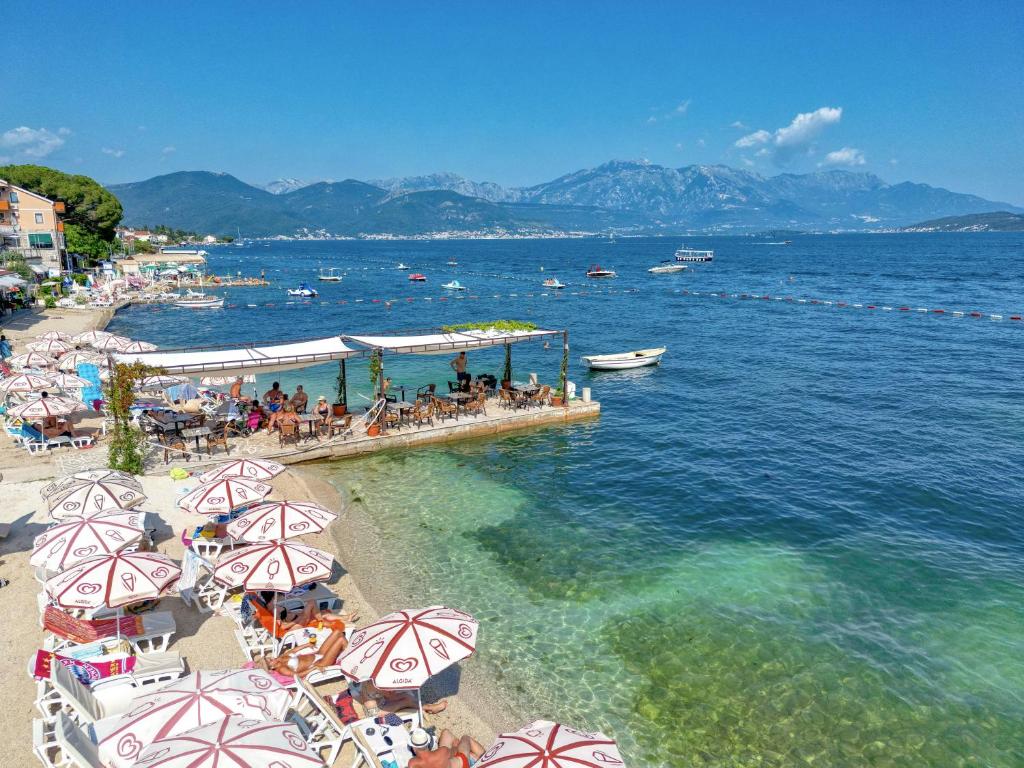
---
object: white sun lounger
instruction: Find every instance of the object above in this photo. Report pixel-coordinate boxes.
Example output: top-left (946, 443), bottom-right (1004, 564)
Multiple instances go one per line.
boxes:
top-left (44, 663), bottom-right (143, 727)
top-left (43, 606), bottom-right (176, 655)
top-left (33, 713), bottom-right (103, 768)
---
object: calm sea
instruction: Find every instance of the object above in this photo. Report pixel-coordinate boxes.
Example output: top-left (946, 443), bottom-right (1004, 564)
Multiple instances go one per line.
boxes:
top-left (108, 235), bottom-right (1024, 767)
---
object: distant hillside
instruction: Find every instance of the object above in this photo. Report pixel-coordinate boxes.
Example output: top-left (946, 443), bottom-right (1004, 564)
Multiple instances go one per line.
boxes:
top-left (109, 162), bottom-right (1023, 236)
top-left (900, 211), bottom-right (1024, 232)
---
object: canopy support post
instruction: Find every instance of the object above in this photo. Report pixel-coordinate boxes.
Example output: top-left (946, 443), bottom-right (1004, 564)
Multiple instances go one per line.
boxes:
top-left (378, 351), bottom-right (386, 435)
top-left (562, 330), bottom-right (569, 408)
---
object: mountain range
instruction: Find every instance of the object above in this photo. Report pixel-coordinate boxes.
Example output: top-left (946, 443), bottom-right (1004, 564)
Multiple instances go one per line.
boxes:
top-left (109, 160), bottom-right (1022, 237)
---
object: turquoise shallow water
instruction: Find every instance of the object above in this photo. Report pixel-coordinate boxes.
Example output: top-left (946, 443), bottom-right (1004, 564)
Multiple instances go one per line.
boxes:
top-left (109, 235), bottom-right (1024, 767)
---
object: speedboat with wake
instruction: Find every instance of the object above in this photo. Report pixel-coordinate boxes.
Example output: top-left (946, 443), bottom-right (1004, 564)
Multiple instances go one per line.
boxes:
top-left (648, 262), bottom-right (687, 274)
top-left (543, 277), bottom-right (566, 289)
top-left (586, 265), bottom-right (617, 278)
top-left (581, 347), bottom-right (666, 371)
top-left (396, 262), bottom-right (410, 270)
top-left (446, 259), bottom-right (458, 266)
top-left (408, 273), bottom-right (427, 282)
top-left (287, 282), bottom-right (319, 298)
top-left (442, 280), bottom-right (467, 291)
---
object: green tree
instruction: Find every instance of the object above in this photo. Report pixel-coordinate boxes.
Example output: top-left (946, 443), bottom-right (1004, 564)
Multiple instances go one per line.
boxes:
top-left (0, 164), bottom-right (122, 240)
top-left (64, 223), bottom-right (111, 260)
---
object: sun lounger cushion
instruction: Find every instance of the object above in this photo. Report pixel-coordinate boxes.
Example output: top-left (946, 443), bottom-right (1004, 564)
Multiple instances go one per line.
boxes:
top-left (43, 606), bottom-right (175, 646)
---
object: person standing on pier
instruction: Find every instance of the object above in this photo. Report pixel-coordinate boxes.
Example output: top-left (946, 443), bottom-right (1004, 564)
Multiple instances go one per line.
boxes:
top-left (450, 351), bottom-right (470, 391)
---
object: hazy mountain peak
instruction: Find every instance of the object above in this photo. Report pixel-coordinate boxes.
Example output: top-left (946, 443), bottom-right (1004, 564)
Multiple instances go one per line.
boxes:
top-left (263, 177), bottom-right (311, 195)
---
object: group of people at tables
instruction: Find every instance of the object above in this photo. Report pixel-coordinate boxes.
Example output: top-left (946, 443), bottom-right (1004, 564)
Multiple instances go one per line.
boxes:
top-left (243, 590), bottom-right (486, 768)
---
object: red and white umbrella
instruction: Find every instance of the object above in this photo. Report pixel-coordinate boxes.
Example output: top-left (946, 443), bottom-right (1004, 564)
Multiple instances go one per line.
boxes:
top-left (338, 606), bottom-right (479, 690)
top-left (136, 374), bottom-right (190, 391)
top-left (130, 714), bottom-right (322, 768)
top-left (213, 541), bottom-right (333, 592)
top-left (72, 330), bottom-right (112, 344)
top-left (0, 372), bottom-right (54, 393)
top-left (120, 340), bottom-right (159, 353)
top-left (177, 478), bottom-right (273, 517)
top-left (31, 512), bottom-right (144, 572)
top-left (45, 550), bottom-right (180, 609)
top-left (196, 459), bottom-right (286, 485)
top-left (91, 334), bottom-right (133, 351)
top-left (26, 338), bottom-right (72, 356)
top-left (225, 501), bottom-right (336, 543)
top-left (58, 351), bottom-right (104, 372)
top-left (8, 351), bottom-right (57, 370)
top-left (41, 469), bottom-right (142, 501)
top-left (95, 670), bottom-right (292, 768)
top-left (47, 476), bottom-right (147, 517)
top-left (7, 395), bottom-right (87, 420)
top-left (49, 372), bottom-right (92, 390)
top-left (475, 721), bottom-right (625, 768)
top-left (37, 330), bottom-right (71, 341)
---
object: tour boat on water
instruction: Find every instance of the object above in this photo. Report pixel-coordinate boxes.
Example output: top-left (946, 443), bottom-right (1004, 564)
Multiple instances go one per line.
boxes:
top-left (648, 262), bottom-right (688, 274)
top-left (442, 280), bottom-right (467, 291)
top-left (586, 265), bottom-right (617, 278)
top-left (581, 347), bottom-right (666, 371)
top-left (674, 246), bottom-right (714, 262)
top-left (318, 268), bottom-right (343, 282)
top-left (408, 273), bottom-right (427, 282)
top-left (287, 282), bottom-right (319, 298)
top-left (174, 290), bottom-right (224, 309)
top-left (543, 277), bottom-right (566, 289)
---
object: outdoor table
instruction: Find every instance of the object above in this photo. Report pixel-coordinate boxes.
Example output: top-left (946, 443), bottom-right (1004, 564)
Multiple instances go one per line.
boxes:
top-left (390, 383), bottom-right (411, 401)
top-left (445, 391), bottom-right (473, 415)
top-left (387, 400), bottom-right (415, 425)
top-left (180, 426), bottom-right (211, 454)
top-left (297, 413), bottom-right (321, 441)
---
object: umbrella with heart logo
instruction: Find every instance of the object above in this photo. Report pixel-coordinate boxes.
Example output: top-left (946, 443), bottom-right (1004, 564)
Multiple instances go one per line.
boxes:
top-left (93, 670), bottom-right (292, 768)
top-left (0, 372), bottom-right (55, 394)
top-left (176, 478), bottom-right (273, 517)
top-left (224, 501), bottom-right (337, 544)
top-left (129, 714), bottom-right (322, 768)
top-left (46, 476), bottom-right (147, 518)
top-left (7, 395), bottom-right (88, 421)
top-left (45, 550), bottom-right (181, 609)
top-left (41, 469), bottom-right (142, 501)
top-left (212, 540), bottom-right (334, 592)
top-left (26, 338), bottom-right (73, 356)
top-left (31, 511), bottom-right (145, 572)
top-left (37, 330), bottom-right (71, 341)
top-left (72, 330), bottom-right (113, 344)
top-left (475, 721), bottom-right (625, 768)
top-left (196, 459), bottom-right (286, 485)
top-left (337, 605), bottom-right (479, 690)
top-left (57, 351), bottom-right (104, 372)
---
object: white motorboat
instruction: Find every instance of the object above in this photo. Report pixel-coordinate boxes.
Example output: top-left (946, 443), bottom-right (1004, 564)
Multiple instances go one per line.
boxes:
top-left (543, 278), bottom-right (566, 289)
top-left (442, 280), bottom-right (467, 291)
top-left (446, 259), bottom-right (458, 266)
top-left (318, 268), bottom-right (343, 282)
top-left (674, 246), bottom-right (714, 262)
top-left (581, 347), bottom-right (666, 371)
top-left (287, 282), bottom-right (319, 298)
top-left (174, 292), bottom-right (224, 309)
top-left (648, 262), bottom-right (688, 274)
top-left (396, 262), bottom-right (410, 270)
top-left (586, 265), bottom-right (617, 278)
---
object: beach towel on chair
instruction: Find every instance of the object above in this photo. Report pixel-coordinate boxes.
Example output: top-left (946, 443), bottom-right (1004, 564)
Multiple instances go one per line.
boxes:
top-left (76, 363), bottom-right (103, 404)
top-left (33, 650), bottom-right (136, 684)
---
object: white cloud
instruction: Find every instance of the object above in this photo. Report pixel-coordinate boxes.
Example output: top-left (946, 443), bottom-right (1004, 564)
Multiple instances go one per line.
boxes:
top-left (647, 115), bottom-right (658, 124)
top-left (889, 158), bottom-right (899, 166)
top-left (0, 126), bottom-right (66, 158)
top-left (57, 127), bottom-right (72, 136)
top-left (647, 99), bottom-right (691, 124)
top-left (161, 145), bottom-right (176, 155)
top-left (101, 147), bottom-right (126, 158)
top-left (674, 99), bottom-right (691, 115)
top-left (696, 138), bottom-right (706, 147)
top-left (734, 106), bottom-right (844, 164)
top-left (730, 120), bottom-right (749, 130)
top-left (741, 157), bottom-right (755, 167)
top-left (819, 146), bottom-right (866, 167)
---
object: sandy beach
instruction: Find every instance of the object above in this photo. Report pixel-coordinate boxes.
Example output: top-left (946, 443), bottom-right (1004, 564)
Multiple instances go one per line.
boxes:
top-left (0, 306), bottom-right (505, 767)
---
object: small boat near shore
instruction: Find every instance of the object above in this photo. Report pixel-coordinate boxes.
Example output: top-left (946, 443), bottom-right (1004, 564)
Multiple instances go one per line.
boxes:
top-left (396, 262), bottom-right (409, 270)
top-left (408, 273), bottom-right (427, 282)
top-left (442, 280), bottom-right (467, 291)
top-left (543, 278), bottom-right (566, 289)
top-left (287, 282), bottom-right (318, 298)
top-left (446, 259), bottom-right (458, 266)
top-left (318, 268), bottom-right (343, 282)
top-left (581, 347), bottom-right (666, 371)
top-left (675, 246), bottom-right (714, 263)
top-left (174, 291), bottom-right (224, 309)
top-left (586, 265), bottom-right (617, 278)
top-left (648, 262), bottom-right (688, 274)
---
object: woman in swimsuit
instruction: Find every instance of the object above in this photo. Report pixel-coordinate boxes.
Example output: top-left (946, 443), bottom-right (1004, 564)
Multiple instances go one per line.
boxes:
top-left (262, 626), bottom-right (350, 679)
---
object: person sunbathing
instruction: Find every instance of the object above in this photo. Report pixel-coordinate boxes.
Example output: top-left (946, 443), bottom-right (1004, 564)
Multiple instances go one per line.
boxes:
top-left (410, 730), bottom-right (485, 768)
top-left (260, 626), bottom-right (349, 679)
top-left (249, 593), bottom-right (358, 636)
top-left (354, 680), bottom-right (449, 717)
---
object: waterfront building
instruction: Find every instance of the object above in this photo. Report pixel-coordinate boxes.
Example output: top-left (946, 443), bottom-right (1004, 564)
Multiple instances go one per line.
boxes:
top-left (0, 178), bottom-right (67, 273)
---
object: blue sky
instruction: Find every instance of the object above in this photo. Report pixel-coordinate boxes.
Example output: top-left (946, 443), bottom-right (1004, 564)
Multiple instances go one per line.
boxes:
top-left (6, 1), bottom-right (1023, 203)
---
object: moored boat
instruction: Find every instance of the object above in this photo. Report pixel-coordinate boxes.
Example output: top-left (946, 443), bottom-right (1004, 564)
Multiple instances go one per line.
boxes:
top-left (318, 268), bottom-right (343, 282)
top-left (543, 277), bottom-right (566, 289)
top-left (396, 262), bottom-right (409, 270)
top-left (446, 259), bottom-right (458, 266)
top-left (648, 262), bottom-right (688, 274)
top-left (674, 246), bottom-right (714, 262)
top-left (287, 282), bottom-right (319, 297)
top-left (581, 347), bottom-right (666, 370)
top-left (408, 273), bottom-right (427, 282)
top-left (442, 280), bottom-right (466, 290)
top-left (174, 291), bottom-right (224, 309)
top-left (586, 265), bottom-right (617, 278)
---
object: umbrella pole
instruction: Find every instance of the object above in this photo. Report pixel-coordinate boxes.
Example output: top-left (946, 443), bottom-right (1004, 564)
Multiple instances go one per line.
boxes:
top-left (116, 605), bottom-right (121, 644)
top-left (272, 592), bottom-right (278, 655)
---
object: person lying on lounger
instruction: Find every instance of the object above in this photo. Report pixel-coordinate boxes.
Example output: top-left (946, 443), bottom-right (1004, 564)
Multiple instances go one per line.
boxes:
top-left (409, 729), bottom-right (486, 768)
top-left (259, 627), bottom-right (350, 679)
top-left (249, 593), bottom-right (358, 638)
top-left (354, 680), bottom-right (449, 716)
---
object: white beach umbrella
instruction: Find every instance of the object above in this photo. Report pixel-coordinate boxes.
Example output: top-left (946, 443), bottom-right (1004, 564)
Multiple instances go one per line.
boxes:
top-left (120, 340), bottom-right (159, 353)
top-left (135, 374), bottom-right (190, 391)
top-left (197, 459), bottom-right (286, 485)
top-left (96, 672), bottom-right (292, 768)
top-left (213, 540), bottom-right (334, 592)
top-left (72, 330), bottom-right (112, 344)
top-left (26, 338), bottom-right (72, 356)
top-left (41, 469), bottom-right (141, 501)
top-left (338, 606), bottom-right (479, 690)
top-left (37, 330), bottom-right (71, 341)
top-left (225, 500), bottom-right (337, 543)
top-left (30, 511), bottom-right (144, 572)
top-left (49, 372), bottom-right (92, 390)
top-left (7, 395), bottom-right (87, 420)
top-left (176, 478), bottom-right (273, 517)
top-left (58, 351), bottom-right (104, 371)
top-left (8, 351), bottom-right (57, 370)
top-left (91, 334), bottom-right (132, 351)
top-left (0, 372), bottom-right (55, 394)
top-left (475, 721), bottom-right (625, 768)
top-left (47, 476), bottom-right (147, 517)
top-left (130, 714), bottom-right (322, 768)
top-left (45, 550), bottom-right (180, 609)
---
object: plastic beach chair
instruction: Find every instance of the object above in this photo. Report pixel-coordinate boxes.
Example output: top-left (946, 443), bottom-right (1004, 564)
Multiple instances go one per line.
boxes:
top-left (33, 713), bottom-right (102, 768)
top-left (20, 423), bottom-right (93, 454)
top-left (351, 716), bottom-right (416, 768)
top-left (46, 662), bottom-right (140, 725)
top-left (43, 606), bottom-right (176, 655)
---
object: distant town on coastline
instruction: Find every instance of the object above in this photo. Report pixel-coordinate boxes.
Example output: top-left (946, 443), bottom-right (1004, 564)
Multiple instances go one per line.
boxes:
top-left (107, 160), bottom-right (1024, 240)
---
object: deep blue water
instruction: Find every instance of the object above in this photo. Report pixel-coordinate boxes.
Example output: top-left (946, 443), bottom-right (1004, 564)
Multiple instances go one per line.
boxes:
top-left (109, 235), bottom-right (1024, 767)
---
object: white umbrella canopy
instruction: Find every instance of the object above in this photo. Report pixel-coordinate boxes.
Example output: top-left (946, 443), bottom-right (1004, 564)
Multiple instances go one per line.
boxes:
top-left (47, 476), bottom-right (147, 517)
top-left (49, 372), bottom-right (92, 389)
top-left (7, 395), bottom-right (87, 420)
top-left (72, 330), bottom-right (112, 344)
top-left (135, 374), bottom-right (190, 391)
top-left (0, 372), bottom-right (55, 394)
top-left (176, 478), bottom-right (273, 517)
top-left (475, 721), bottom-right (625, 768)
top-left (120, 340), bottom-right (159, 353)
top-left (197, 459), bottom-right (286, 485)
top-left (58, 351), bottom-right (104, 371)
top-left (95, 670), bottom-right (293, 768)
top-left (213, 540), bottom-right (334, 592)
top-left (129, 714), bottom-right (322, 768)
top-left (338, 606), bottom-right (479, 690)
top-left (45, 550), bottom-right (180, 609)
top-left (31, 512), bottom-right (144, 572)
top-left (91, 334), bottom-right (133, 351)
top-left (37, 330), bottom-right (71, 341)
top-left (26, 338), bottom-right (72, 356)
top-left (41, 469), bottom-right (142, 501)
top-left (225, 501), bottom-right (337, 543)
top-left (8, 351), bottom-right (57, 370)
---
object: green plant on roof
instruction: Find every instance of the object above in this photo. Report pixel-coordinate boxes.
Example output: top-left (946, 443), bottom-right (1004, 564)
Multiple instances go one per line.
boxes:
top-left (441, 320), bottom-right (538, 333)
